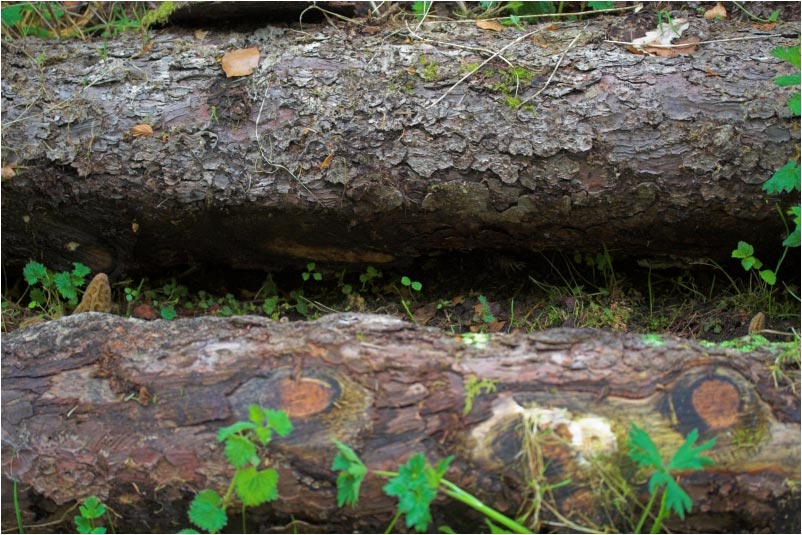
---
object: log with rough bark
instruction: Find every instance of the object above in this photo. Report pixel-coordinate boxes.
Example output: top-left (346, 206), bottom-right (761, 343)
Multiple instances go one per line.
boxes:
top-left (1, 12), bottom-right (800, 276)
top-left (2, 313), bottom-right (799, 533)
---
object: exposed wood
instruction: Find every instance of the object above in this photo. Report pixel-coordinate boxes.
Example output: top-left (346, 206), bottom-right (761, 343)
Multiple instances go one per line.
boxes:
top-left (2, 313), bottom-right (799, 533)
top-left (1, 14), bottom-right (799, 277)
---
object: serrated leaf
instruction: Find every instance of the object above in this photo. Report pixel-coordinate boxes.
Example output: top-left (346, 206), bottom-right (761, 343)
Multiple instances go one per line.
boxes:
top-left (188, 490), bottom-right (227, 532)
top-left (54, 272), bottom-right (78, 302)
top-left (255, 426), bottom-right (272, 445)
top-left (774, 73), bottom-right (801, 87)
top-left (731, 241), bottom-right (754, 259)
top-left (224, 434), bottom-right (257, 468)
top-left (771, 45), bottom-right (801, 69)
top-left (248, 404), bottom-right (265, 425)
top-left (72, 262), bottom-right (91, 279)
top-left (664, 477), bottom-right (693, 519)
top-left (217, 421), bottom-right (255, 442)
top-left (23, 261), bottom-right (47, 285)
top-left (383, 453), bottom-right (437, 532)
top-left (234, 466), bottom-right (278, 506)
top-left (627, 424), bottom-right (664, 470)
top-left (788, 92), bottom-right (801, 115)
top-left (763, 160), bottom-right (800, 194)
top-left (332, 440), bottom-right (367, 507)
top-left (265, 409), bottom-right (293, 436)
top-left (666, 428), bottom-right (715, 471)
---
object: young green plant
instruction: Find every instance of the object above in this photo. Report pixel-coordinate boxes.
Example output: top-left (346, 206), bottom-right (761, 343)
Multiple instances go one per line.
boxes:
top-left (627, 424), bottom-right (715, 533)
top-left (186, 406), bottom-right (292, 533)
top-left (399, 276), bottom-right (422, 323)
top-left (332, 441), bottom-right (531, 534)
top-left (22, 261), bottom-right (91, 318)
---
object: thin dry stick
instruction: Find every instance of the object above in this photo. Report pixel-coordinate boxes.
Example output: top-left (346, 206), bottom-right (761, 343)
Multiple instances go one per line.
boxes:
top-left (428, 26), bottom-right (545, 108)
top-left (604, 33), bottom-right (785, 48)
top-left (519, 27), bottom-right (585, 107)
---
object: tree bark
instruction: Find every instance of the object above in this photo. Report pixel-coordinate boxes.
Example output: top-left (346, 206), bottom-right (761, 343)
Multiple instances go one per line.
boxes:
top-left (2, 313), bottom-right (799, 533)
top-left (1, 13), bottom-right (799, 276)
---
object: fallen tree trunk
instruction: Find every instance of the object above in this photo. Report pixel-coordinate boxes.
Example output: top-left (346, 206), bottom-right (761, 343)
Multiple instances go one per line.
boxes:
top-left (2, 313), bottom-right (799, 533)
top-left (1, 14), bottom-right (799, 276)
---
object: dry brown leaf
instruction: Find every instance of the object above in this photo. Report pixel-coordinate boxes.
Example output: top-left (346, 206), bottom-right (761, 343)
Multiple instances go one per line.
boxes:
top-left (1, 165), bottom-right (16, 180)
top-left (221, 47), bottom-right (260, 78)
top-left (413, 303), bottom-right (437, 324)
top-left (753, 22), bottom-right (776, 31)
top-left (194, 29), bottom-right (209, 40)
top-left (319, 153), bottom-right (334, 171)
top-left (545, 23), bottom-right (560, 31)
top-left (644, 36), bottom-right (700, 57)
top-left (704, 2), bottom-right (727, 19)
top-left (476, 19), bottom-right (503, 32)
top-left (131, 124), bottom-right (154, 137)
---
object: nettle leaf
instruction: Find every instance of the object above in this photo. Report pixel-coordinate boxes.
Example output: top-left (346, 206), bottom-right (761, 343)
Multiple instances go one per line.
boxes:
top-left (217, 421), bottom-right (255, 442)
top-left (627, 424), bottom-right (664, 470)
top-left (224, 434), bottom-right (257, 468)
top-left (234, 466), bottom-right (279, 506)
top-left (731, 241), bottom-right (754, 259)
top-left (188, 489), bottom-right (227, 533)
top-left (23, 261), bottom-right (47, 285)
top-left (331, 440), bottom-right (368, 507)
top-left (54, 272), bottom-right (78, 301)
top-left (265, 409), bottom-right (293, 437)
top-left (383, 453), bottom-right (438, 532)
top-left (248, 404), bottom-right (265, 425)
top-left (763, 160), bottom-right (800, 194)
top-left (72, 262), bottom-right (91, 280)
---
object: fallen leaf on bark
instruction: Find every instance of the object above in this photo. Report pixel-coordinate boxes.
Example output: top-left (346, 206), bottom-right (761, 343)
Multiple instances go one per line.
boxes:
top-left (476, 19), bottom-right (503, 32)
top-left (222, 47), bottom-right (260, 77)
top-left (704, 2), bottom-right (727, 19)
top-left (131, 124), bottom-right (154, 137)
top-left (644, 36), bottom-right (700, 57)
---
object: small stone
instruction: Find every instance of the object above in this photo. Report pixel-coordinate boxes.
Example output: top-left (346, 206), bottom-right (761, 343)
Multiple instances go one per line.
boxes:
top-left (132, 303), bottom-right (158, 321)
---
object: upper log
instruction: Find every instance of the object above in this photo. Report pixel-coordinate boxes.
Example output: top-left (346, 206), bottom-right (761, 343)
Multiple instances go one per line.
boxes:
top-left (1, 13), bottom-right (799, 275)
top-left (2, 313), bottom-right (799, 533)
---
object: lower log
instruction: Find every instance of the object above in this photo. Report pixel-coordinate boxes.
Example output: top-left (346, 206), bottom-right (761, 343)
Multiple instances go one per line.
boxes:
top-left (2, 313), bottom-right (799, 533)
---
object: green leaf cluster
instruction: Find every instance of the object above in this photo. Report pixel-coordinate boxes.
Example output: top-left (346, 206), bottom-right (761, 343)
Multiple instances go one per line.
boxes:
top-left (23, 261), bottom-right (91, 314)
top-left (627, 424), bottom-right (714, 531)
top-left (188, 406), bottom-right (292, 533)
top-left (383, 453), bottom-right (453, 532)
top-left (75, 496), bottom-right (107, 534)
top-left (733, 40), bottom-right (800, 286)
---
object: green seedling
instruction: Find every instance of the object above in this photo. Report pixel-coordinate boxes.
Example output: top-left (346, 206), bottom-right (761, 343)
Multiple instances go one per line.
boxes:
top-left (359, 265), bottom-right (382, 291)
top-left (627, 424), bottom-right (715, 533)
top-left (75, 496), bottom-right (108, 534)
top-left (411, 1), bottom-right (431, 20)
top-left (332, 442), bottom-right (530, 533)
top-left (187, 406), bottom-right (292, 533)
top-left (301, 262), bottom-right (322, 283)
top-left (23, 261), bottom-right (91, 317)
top-left (399, 276), bottom-right (422, 323)
top-left (475, 295), bottom-right (495, 324)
